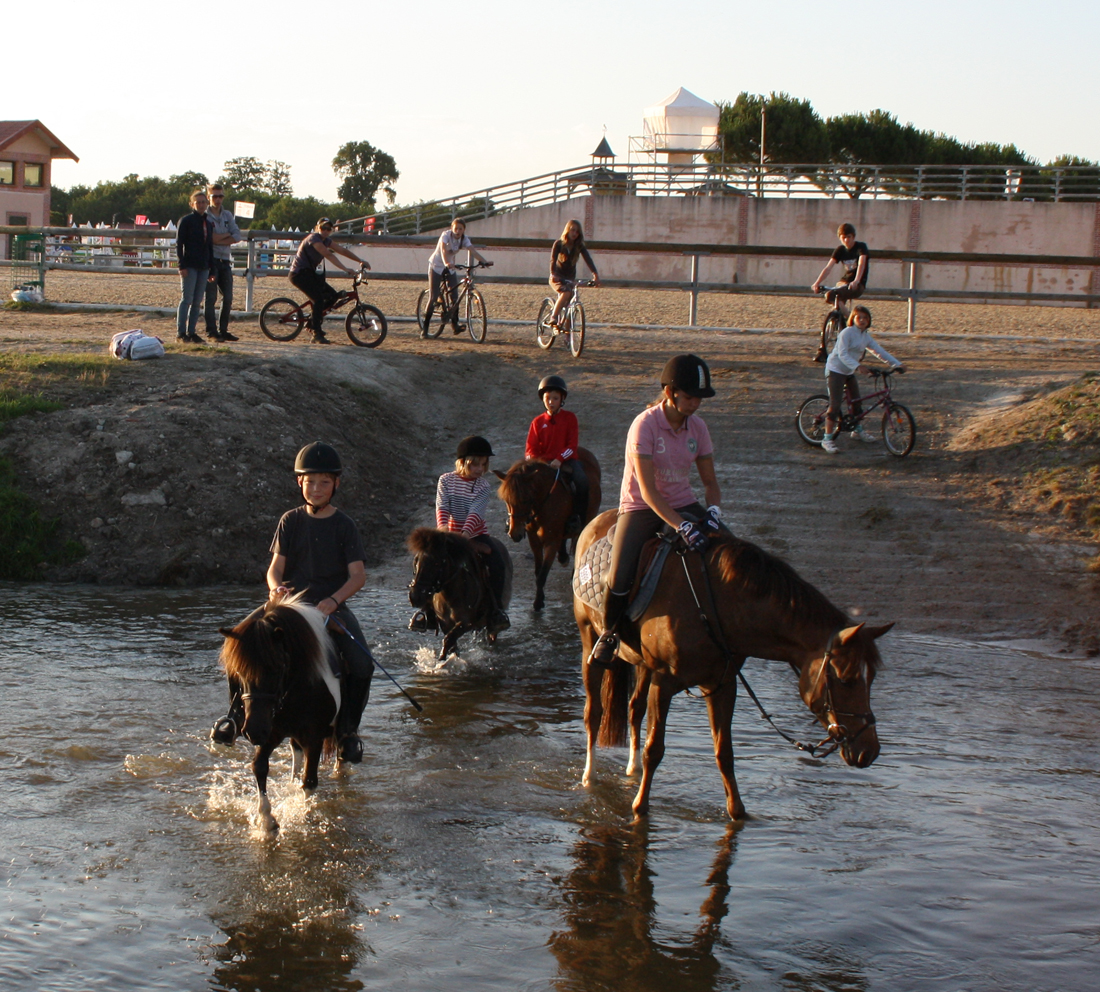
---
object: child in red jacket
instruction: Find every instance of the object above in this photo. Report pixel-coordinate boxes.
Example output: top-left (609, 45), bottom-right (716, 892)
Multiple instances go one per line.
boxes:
top-left (525, 374), bottom-right (588, 530)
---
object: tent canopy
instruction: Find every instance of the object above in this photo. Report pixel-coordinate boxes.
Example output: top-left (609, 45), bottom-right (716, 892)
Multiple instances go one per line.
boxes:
top-left (642, 87), bottom-right (719, 152)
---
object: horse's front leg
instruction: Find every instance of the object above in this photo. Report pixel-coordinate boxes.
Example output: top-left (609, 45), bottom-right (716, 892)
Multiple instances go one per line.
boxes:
top-left (439, 623), bottom-right (467, 660)
top-left (300, 740), bottom-right (322, 795)
top-left (704, 679), bottom-right (746, 821)
top-left (633, 675), bottom-right (677, 818)
top-left (290, 740), bottom-right (304, 781)
top-left (251, 743), bottom-right (279, 833)
top-left (626, 668), bottom-right (651, 777)
top-left (529, 532), bottom-right (548, 611)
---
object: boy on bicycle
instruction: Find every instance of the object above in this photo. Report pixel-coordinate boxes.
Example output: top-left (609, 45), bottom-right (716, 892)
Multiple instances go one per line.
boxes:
top-left (424, 217), bottom-right (492, 337)
top-left (525, 374), bottom-right (589, 531)
top-left (821, 306), bottom-right (906, 454)
top-left (811, 223), bottom-right (869, 305)
top-left (289, 218), bottom-right (368, 345)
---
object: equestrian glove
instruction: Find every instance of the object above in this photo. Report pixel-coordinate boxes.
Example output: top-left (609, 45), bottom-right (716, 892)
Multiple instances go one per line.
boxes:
top-left (678, 520), bottom-right (708, 552)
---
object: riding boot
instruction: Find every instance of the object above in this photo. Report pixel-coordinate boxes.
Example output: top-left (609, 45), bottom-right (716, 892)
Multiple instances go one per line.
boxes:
top-left (210, 679), bottom-right (244, 745)
top-left (337, 673), bottom-right (373, 764)
top-left (590, 590), bottom-right (629, 667)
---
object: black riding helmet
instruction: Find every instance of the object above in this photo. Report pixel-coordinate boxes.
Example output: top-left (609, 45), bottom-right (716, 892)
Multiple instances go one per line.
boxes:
top-left (538, 374), bottom-right (568, 399)
top-left (661, 354), bottom-right (715, 399)
top-left (456, 435), bottom-right (494, 458)
top-left (294, 441), bottom-right (343, 475)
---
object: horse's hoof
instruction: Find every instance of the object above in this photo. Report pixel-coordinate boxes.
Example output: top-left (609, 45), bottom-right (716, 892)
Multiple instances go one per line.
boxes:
top-left (339, 735), bottom-right (363, 764)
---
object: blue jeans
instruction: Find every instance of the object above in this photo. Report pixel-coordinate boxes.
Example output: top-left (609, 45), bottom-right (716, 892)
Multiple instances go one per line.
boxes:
top-left (178, 267), bottom-right (208, 338)
top-left (204, 259), bottom-right (233, 335)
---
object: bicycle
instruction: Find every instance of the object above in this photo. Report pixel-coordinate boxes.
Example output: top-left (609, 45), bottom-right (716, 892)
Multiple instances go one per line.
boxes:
top-left (259, 265), bottom-right (388, 347)
top-left (536, 280), bottom-right (591, 358)
top-left (416, 262), bottom-right (489, 343)
top-left (796, 368), bottom-right (916, 457)
top-left (814, 284), bottom-right (854, 361)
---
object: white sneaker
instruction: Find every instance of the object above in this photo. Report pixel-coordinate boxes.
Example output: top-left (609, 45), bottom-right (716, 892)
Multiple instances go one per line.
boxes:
top-left (853, 427), bottom-right (877, 442)
top-left (821, 436), bottom-right (839, 453)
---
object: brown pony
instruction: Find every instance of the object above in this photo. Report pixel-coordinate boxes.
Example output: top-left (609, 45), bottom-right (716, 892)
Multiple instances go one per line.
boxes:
top-left (218, 596), bottom-right (341, 833)
top-left (574, 509), bottom-right (889, 821)
top-left (407, 526), bottom-right (514, 660)
top-left (493, 449), bottom-right (601, 609)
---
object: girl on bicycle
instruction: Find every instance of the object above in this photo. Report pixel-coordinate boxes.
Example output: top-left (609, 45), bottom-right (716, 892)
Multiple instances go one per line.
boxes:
top-left (589, 354), bottom-right (722, 667)
top-left (409, 435), bottom-right (511, 636)
top-left (548, 219), bottom-right (600, 328)
top-left (424, 218), bottom-right (492, 336)
top-left (289, 218), bottom-right (368, 344)
top-left (821, 305), bottom-right (906, 453)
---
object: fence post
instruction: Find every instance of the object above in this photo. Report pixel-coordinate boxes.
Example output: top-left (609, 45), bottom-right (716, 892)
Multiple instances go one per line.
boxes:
top-left (685, 252), bottom-right (709, 326)
top-left (907, 261), bottom-right (918, 333)
top-left (245, 237), bottom-right (256, 313)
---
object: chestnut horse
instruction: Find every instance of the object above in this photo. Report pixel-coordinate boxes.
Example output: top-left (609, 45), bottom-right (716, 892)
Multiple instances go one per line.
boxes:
top-left (407, 526), bottom-right (514, 660)
top-left (494, 449), bottom-right (601, 609)
top-left (218, 596), bottom-right (341, 833)
top-left (574, 509), bottom-right (889, 821)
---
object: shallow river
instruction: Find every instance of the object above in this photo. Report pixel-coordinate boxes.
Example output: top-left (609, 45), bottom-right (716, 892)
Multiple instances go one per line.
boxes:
top-left (1, 575), bottom-right (1098, 992)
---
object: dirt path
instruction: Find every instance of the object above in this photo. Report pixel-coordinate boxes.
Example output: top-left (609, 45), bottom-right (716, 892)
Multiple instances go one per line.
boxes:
top-left (1, 305), bottom-right (1098, 648)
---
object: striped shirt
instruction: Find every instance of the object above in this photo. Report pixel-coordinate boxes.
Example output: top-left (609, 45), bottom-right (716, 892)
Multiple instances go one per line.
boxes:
top-left (435, 471), bottom-right (491, 537)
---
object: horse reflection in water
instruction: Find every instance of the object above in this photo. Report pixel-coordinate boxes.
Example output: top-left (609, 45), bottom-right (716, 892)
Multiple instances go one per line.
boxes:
top-left (576, 511), bottom-right (889, 820)
top-left (218, 594), bottom-right (342, 833)
top-left (549, 822), bottom-right (736, 991)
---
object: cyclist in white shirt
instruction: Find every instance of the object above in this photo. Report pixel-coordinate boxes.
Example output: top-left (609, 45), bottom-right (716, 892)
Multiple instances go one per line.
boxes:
top-left (423, 217), bottom-right (492, 336)
top-left (822, 306), bottom-right (906, 453)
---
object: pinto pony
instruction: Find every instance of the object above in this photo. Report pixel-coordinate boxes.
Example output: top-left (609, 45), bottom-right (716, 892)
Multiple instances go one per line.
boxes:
top-left (494, 449), bottom-right (601, 609)
top-left (218, 596), bottom-right (341, 833)
top-left (407, 527), bottom-right (514, 660)
top-left (575, 509), bottom-right (889, 821)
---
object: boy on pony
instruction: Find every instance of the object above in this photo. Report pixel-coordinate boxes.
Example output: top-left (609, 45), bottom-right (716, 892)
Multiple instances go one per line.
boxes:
top-left (525, 374), bottom-right (589, 532)
top-left (210, 442), bottom-right (375, 764)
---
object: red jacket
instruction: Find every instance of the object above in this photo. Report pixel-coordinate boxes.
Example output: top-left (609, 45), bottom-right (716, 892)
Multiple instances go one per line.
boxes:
top-left (525, 409), bottom-right (579, 462)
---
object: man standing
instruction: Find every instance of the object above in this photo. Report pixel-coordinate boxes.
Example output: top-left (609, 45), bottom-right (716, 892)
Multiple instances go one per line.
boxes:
top-left (204, 184), bottom-right (242, 342)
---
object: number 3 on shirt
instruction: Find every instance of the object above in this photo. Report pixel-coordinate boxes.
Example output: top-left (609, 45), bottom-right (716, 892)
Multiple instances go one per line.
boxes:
top-left (654, 436), bottom-right (666, 454)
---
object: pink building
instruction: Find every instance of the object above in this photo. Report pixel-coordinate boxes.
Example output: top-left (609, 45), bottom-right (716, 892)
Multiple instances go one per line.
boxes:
top-left (0, 120), bottom-right (79, 259)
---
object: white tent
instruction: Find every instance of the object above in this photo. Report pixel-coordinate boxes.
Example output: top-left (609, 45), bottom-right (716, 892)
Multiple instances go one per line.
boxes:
top-left (642, 87), bottom-right (719, 161)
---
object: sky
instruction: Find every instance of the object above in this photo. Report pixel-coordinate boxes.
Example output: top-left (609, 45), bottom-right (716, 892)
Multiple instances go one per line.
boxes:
top-left (9, 0), bottom-right (1100, 207)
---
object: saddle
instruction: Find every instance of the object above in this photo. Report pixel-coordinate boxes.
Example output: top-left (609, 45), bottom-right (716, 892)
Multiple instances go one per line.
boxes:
top-left (572, 524), bottom-right (679, 622)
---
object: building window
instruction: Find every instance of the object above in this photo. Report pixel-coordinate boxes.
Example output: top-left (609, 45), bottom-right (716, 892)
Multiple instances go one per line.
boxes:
top-left (8, 215), bottom-right (29, 226)
top-left (23, 163), bottom-right (43, 188)
top-left (0, 161), bottom-right (14, 185)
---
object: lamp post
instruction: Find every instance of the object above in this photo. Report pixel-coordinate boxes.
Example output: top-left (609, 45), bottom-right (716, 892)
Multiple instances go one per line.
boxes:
top-left (757, 103), bottom-right (767, 197)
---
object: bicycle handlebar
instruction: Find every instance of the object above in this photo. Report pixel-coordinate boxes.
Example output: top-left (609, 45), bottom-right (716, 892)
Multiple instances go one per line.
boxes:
top-left (452, 261), bottom-right (492, 270)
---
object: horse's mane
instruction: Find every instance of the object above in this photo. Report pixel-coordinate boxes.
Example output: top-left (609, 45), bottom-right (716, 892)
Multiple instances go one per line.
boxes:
top-left (497, 459), bottom-right (553, 507)
top-left (220, 598), bottom-right (324, 684)
top-left (708, 533), bottom-right (872, 664)
top-left (407, 526), bottom-right (478, 561)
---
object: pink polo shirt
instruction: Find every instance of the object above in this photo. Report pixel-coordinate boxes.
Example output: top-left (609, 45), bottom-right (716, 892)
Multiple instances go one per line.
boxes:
top-left (619, 404), bottom-right (713, 512)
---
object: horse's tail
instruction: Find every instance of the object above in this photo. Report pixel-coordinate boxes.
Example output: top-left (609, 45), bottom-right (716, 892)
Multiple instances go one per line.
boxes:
top-left (597, 662), bottom-right (630, 748)
top-left (322, 731), bottom-right (339, 765)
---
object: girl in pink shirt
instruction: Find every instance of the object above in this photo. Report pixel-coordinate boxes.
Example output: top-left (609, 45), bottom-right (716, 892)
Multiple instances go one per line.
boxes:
top-left (590, 354), bottom-right (723, 667)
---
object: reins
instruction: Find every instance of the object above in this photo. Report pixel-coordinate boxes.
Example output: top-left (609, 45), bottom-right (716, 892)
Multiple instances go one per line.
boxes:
top-left (676, 547), bottom-right (869, 759)
top-left (506, 465), bottom-right (563, 533)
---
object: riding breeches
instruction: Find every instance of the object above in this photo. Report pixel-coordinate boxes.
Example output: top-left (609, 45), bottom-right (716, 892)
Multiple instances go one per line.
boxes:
top-left (827, 371), bottom-right (863, 420)
top-left (289, 269), bottom-right (339, 331)
top-left (604, 502), bottom-right (706, 622)
top-left (563, 458), bottom-right (588, 518)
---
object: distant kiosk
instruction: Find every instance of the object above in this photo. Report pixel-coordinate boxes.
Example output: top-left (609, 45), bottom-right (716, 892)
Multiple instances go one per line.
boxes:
top-left (632, 87), bottom-right (720, 167)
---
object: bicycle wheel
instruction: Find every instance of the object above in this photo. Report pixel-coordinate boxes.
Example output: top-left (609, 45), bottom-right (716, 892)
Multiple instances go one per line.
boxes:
top-left (796, 394), bottom-right (830, 446)
top-left (345, 303), bottom-right (388, 348)
top-left (821, 311), bottom-right (844, 353)
top-left (466, 289), bottom-right (487, 343)
top-left (417, 289), bottom-right (444, 339)
top-left (259, 298), bottom-right (306, 341)
top-left (536, 298), bottom-right (556, 349)
top-left (882, 403), bottom-right (916, 457)
top-left (568, 303), bottom-right (585, 358)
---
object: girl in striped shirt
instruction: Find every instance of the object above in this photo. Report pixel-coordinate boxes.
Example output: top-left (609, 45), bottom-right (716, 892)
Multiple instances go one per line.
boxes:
top-left (410, 435), bottom-right (511, 635)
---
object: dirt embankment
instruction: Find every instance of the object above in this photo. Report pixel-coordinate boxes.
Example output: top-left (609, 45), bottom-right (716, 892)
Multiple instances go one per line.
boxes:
top-left (1, 303), bottom-right (1098, 650)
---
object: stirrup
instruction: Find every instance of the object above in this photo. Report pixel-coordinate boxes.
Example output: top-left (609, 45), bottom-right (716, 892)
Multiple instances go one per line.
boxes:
top-left (210, 715), bottom-right (238, 745)
top-left (588, 632), bottom-right (619, 669)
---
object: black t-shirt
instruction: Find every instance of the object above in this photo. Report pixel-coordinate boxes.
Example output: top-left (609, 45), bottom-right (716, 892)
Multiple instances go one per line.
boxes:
top-left (831, 241), bottom-right (870, 286)
top-left (270, 506), bottom-right (365, 603)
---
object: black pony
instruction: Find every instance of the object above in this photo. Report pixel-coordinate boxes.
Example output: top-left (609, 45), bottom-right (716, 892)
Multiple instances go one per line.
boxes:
top-left (218, 595), bottom-right (341, 833)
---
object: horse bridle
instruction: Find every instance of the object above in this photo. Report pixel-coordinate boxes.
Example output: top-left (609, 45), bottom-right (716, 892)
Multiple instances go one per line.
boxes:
top-left (240, 664), bottom-right (290, 713)
top-left (409, 551), bottom-right (468, 597)
top-left (678, 550), bottom-right (875, 759)
top-left (505, 467), bottom-right (562, 534)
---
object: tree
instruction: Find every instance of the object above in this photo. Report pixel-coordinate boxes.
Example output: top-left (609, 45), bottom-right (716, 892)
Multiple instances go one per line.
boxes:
top-left (332, 141), bottom-right (399, 208)
top-left (713, 92), bottom-right (829, 165)
top-left (223, 156), bottom-right (268, 191)
top-left (265, 161), bottom-right (293, 197)
top-left (264, 196), bottom-right (346, 232)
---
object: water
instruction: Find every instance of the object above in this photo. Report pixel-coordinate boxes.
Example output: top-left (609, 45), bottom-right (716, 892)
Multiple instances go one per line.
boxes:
top-left (1, 576), bottom-right (1098, 991)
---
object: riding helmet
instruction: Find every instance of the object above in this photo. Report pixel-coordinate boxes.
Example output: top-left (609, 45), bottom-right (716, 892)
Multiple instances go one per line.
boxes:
top-left (294, 441), bottom-right (343, 475)
top-left (456, 435), bottom-right (494, 458)
top-left (660, 354), bottom-right (715, 398)
top-left (538, 374), bottom-right (568, 399)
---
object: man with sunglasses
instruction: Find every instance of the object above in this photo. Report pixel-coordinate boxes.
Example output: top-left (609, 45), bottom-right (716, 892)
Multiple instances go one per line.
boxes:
top-left (204, 184), bottom-right (242, 342)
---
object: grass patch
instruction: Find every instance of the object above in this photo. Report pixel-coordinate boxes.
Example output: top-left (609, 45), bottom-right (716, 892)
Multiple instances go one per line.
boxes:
top-left (0, 457), bottom-right (85, 579)
top-left (0, 301), bottom-right (61, 313)
top-left (0, 352), bottom-right (113, 409)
